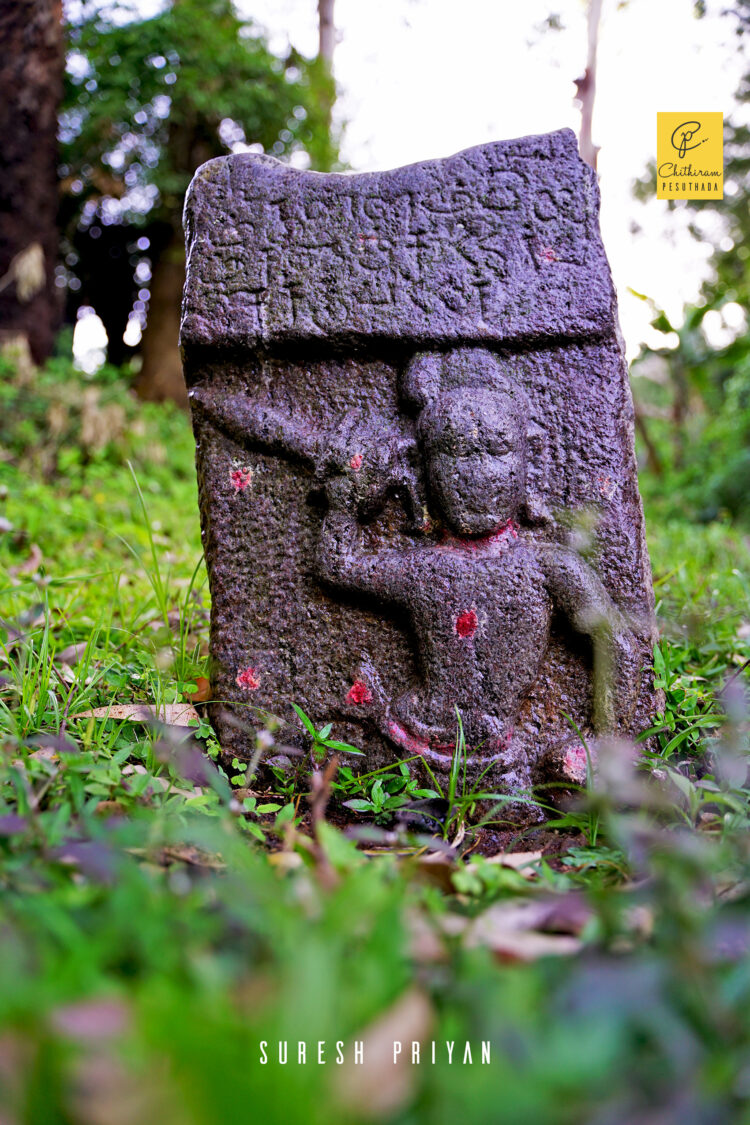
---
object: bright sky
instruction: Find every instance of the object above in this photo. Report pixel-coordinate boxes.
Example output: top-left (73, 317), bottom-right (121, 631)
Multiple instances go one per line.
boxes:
top-left (75, 0), bottom-right (745, 367)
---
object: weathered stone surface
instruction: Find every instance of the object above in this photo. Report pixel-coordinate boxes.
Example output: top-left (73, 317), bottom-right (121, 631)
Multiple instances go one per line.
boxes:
top-left (181, 129), bottom-right (659, 796)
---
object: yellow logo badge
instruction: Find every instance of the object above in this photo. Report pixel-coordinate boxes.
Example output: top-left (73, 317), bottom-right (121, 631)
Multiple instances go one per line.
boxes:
top-left (656, 113), bottom-right (723, 199)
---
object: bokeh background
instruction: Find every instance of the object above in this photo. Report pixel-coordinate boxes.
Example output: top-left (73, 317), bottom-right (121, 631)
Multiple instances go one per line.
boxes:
top-left (1, 3), bottom-right (750, 1124)
top-left (3, 0), bottom-right (749, 522)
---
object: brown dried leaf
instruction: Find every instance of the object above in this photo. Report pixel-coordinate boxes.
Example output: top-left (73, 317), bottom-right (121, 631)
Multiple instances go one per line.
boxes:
top-left (231, 787), bottom-right (261, 801)
top-left (9, 544), bottom-right (42, 576)
top-left (412, 853), bottom-right (456, 893)
top-left (159, 845), bottom-right (225, 870)
top-left (267, 851), bottom-right (304, 872)
top-left (73, 703), bottom-right (201, 727)
top-left (188, 676), bottom-right (211, 702)
top-left (406, 909), bottom-right (448, 964)
top-left (94, 801), bottom-right (127, 818)
top-left (28, 746), bottom-right (58, 763)
top-left (462, 895), bottom-right (591, 962)
top-left (334, 988), bottom-right (434, 1119)
top-left (120, 763), bottom-right (199, 800)
top-left (51, 1000), bottom-right (129, 1042)
top-left (485, 850), bottom-right (544, 877)
top-left (58, 642), bottom-right (89, 667)
top-left (483, 930), bottom-right (582, 963)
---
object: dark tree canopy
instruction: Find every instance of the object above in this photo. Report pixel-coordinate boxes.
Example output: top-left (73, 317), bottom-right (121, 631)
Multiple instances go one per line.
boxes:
top-left (61, 0), bottom-right (338, 399)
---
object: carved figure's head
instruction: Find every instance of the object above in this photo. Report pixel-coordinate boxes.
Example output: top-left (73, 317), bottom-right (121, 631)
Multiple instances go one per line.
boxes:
top-left (403, 349), bottom-right (539, 537)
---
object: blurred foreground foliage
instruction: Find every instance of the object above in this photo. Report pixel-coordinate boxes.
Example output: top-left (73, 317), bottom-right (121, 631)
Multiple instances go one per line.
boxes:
top-left (0, 354), bottom-right (748, 1123)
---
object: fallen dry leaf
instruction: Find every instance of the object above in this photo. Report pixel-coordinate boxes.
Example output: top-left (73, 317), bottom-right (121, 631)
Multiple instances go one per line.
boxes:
top-left (406, 908), bottom-right (448, 964)
top-left (231, 787), bottom-right (261, 801)
top-left (121, 763), bottom-right (199, 799)
top-left (188, 676), bottom-right (211, 702)
top-left (28, 746), bottom-right (59, 764)
top-left (267, 851), bottom-right (304, 872)
top-left (412, 853), bottom-right (456, 893)
top-left (125, 844), bottom-right (225, 870)
top-left (9, 544), bottom-right (42, 576)
top-left (0, 1032), bottom-right (34, 1122)
top-left (50, 1000), bottom-right (150, 1125)
top-left (334, 988), bottom-right (434, 1119)
top-left (482, 930), bottom-right (582, 963)
top-left (161, 844), bottom-right (224, 870)
top-left (51, 1000), bottom-right (129, 1042)
top-left (485, 850), bottom-right (544, 877)
top-left (94, 801), bottom-right (127, 818)
top-left (462, 895), bottom-right (591, 962)
top-left (57, 642), bottom-right (89, 666)
top-left (72, 703), bottom-right (201, 727)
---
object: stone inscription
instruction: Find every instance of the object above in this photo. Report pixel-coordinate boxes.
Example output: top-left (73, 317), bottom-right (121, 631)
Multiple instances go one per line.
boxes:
top-left (182, 130), bottom-right (612, 349)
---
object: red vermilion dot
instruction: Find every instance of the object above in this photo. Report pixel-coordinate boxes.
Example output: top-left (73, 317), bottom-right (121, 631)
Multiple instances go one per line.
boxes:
top-left (230, 467), bottom-right (252, 492)
top-left (347, 679), bottom-right (372, 705)
top-left (350, 453), bottom-right (363, 471)
top-left (236, 666), bottom-right (260, 691)
top-left (388, 719), bottom-right (429, 755)
top-left (499, 518), bottom-right (519, 538)
top-left (563, 744), bottom-right (588, 784)
top-left (455, 609), bottom-right (478, 638)
top-left (540, 246), bottom-right (557, 262)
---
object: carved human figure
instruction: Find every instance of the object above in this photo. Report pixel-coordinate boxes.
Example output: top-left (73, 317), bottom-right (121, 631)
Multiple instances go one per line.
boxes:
top-left (316, 349), bottom-right (640, 771)
top-left (191, 348), bottom-right (639, 774)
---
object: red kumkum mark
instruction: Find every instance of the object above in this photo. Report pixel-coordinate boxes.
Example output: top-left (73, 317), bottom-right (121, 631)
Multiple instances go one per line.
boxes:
top-left (350, 453), bottom-right (363, 471)
top-left (236, 666), bottom-right (260, 692)
top-left (496, 518), bottom-right (519, 539)
top-left (539, 246), bottom-right (558, 262)
top-left (346, 679), bottom-right (372, 705)
top-left (440, 519), bottom-right (519, 554)
top-left (563, 744), bottom-right (588, 785)
top-left (597, 474), bottom-right (616, 500)
top-left (388, 719), bottom-right (429, 756)
top-left (388, 719), bottom-right (454, 756)
top-left (455, 609), bottom-right (478, 638)
top-left (230, 467), bottom-right (252, 492)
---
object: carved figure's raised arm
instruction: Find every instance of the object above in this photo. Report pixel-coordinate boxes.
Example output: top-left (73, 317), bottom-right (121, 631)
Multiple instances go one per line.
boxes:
top-left (191, 386), bottom-right (425, 528)
top-left (189, 386), bottom-right (322, 467)
top-left (540, 545), bottom-right (641, 733)
top-left (314, 479), bottom-right (411, 604)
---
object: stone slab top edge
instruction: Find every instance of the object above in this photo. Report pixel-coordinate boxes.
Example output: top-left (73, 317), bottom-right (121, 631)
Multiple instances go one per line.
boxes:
top-left (180, 128), bottom-right (619, 354)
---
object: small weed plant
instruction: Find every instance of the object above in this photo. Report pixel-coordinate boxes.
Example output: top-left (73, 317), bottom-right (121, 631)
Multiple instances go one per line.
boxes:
top-left (0, 356), bottom-right (749, 1122)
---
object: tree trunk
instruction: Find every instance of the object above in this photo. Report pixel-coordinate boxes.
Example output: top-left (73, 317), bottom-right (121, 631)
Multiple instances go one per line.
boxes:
top-left (671, 366), bottom-right (689, 470)
top-left (0, 0), bottom-right (64, 363)
top-left (318, 0), bottom-right (335, 63)
top-left (314, 0), bottom-right (337, 171)
top-left (634, 402), bottom-right (664, 478)
top-left (575, 0), bottom-right (603, 170)
top-left (133, 237), bottom-right (187, 405)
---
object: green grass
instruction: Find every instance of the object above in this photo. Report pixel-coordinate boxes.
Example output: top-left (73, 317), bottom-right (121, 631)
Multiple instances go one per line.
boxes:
top-left (1, 358), bottom-right (750, 1123)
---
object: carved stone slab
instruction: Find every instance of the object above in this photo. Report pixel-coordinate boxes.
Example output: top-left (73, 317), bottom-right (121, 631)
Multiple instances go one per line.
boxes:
top-left (181, 129), bottom-right (659, 795)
